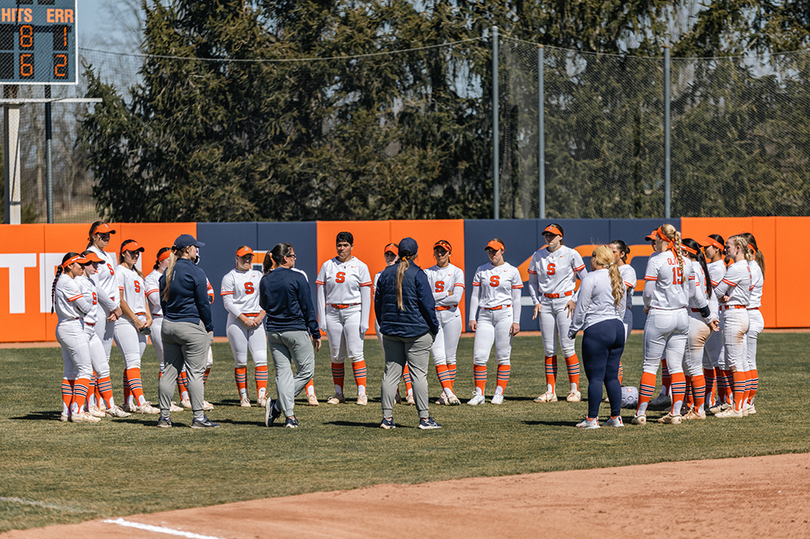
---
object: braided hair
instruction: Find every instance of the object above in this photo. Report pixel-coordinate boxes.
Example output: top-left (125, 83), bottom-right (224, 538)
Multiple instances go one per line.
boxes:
top-left (682, 238), bottom-right (713, 299)
top-left (740, 232), bottom-right (764, 277)
top-left (660, 224), bottom-right (684, 277)
top-left (51, 252), bottom-right (80, 313)
top-left (592, 245), bottom-right (624, 307)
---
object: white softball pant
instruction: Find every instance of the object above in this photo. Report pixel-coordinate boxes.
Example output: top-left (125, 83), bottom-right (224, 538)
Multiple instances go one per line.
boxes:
top-left (57, 319), bottom-right (92, 380)
top-left (622, 309), bottom-right (633, 343)
top-left (683, 313), bottom-right (711, 377)
top-left (539, 298), bottom-right (576, 358)
top-left (431, 308), bottom-right (462, 366)
top-left (375, 319), bottom-right (385, 358)
top-left (84, 326), bottom-right (110, 378)
top-left (473, 308), bottom-right (513, 367)
top-left (94, 304), bottom-right (116, 360)
top-left (114, 316), bottom-right (147, 369)
top-left (702, 323), bottom-right (724, 370)
top-left (721, 309), bottom-right (749, 372)
top-left (746, 309), bottom-right (764, 371)
top-left (150, 317), bottom-right (165, 369)
top-left (226, 314), bottom-right (268, 368)
top-left (642, 308), bottom-right (688, 375)
top-left (325, 305), bottom-right (364, 365)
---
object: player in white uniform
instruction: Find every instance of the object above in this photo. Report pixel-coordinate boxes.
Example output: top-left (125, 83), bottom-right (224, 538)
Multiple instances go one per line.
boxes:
top-left (632, 224), bottom-right (715, 426)
top-left (467, 239), bottom-right (523, 405)
top-left (698, 235), bottom-right (728, 410)
top-left (424, 240), bottom-right (464, 405)
top-left (221, 246), bottom-right (268, 407)
top-left (741, 232), bottom-right (764, 414)
top-left (85, 222), bottom-right (123, 378)
top-left (114, 240), bottom-right (159, 414)
top-left (680, 238), bottom-right (719, 420)
top-left (528, 224), bottom-right (588, 403)
top-left (317, 232), bottom-right (372, 405)
top-left (712, 235), bottom-right (753, 418)
top-left (610, 240), bottom-right (636, 385)
top-left (52, 253), bottom-right (99, 423)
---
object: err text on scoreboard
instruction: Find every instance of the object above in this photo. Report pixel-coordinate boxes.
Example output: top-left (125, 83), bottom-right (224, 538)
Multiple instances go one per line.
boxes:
top-left (0, 0), bottom-right (77, 85)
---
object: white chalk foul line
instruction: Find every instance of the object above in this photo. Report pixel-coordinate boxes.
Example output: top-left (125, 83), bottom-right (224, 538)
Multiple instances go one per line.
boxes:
top-left (0, 496), bottom-right (94, 513)
top-left (102, 518), bottom-right (227, 539)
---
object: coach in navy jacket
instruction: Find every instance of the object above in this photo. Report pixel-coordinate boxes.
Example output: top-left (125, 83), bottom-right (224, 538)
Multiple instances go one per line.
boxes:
top-left (375, 237), bottom-right (441, 430)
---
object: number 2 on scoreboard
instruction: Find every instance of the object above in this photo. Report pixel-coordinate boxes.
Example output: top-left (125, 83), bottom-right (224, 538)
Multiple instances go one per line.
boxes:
top-left (53, 54), bottom-right (67, 78)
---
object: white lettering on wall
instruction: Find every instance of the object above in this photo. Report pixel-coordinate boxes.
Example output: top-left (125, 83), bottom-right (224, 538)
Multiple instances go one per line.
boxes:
top-left (0, 254), bottom-right (37, 314)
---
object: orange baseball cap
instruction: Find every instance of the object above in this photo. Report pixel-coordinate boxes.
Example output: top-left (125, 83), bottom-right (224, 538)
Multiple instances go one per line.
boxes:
top-left (697, 237), bottom-right (724, 250)
top-left (485, 240), bottom-right (505, 251)
top-left (92, 222), bottom-right (116, 235)
top-left (236, 246), bottom-right (254, 257)
top-left (644, 229), bottom-right (658, 241)
top-left (120, 240), bottom-right (144, 253)
top-left (82, 252), bottom-right (104, 263)
top-left (433, 240), bottom-right (452, 253)
top-left (383, 243), bottom-right (398, 255)
top-left (542, 225), bottom-right (562, 237)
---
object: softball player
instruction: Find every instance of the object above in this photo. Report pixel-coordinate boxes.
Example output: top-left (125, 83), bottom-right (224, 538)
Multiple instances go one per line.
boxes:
top-left (712, 235), bottom-right (753, 418)
top-left (698, 234), bottom-right (728, 410)
top-left (221, 246), bottom-right (268, 407)
top-left (632, 224), bottom-right (713, 425)
top-left (680, 238), bottom-right (719, 420)
top-left (114, 240), bottom-right (159, 414)
top-left (741, 232), bottom-right (764, 413)
top-left (610, 240), bottom-right (636, 384)
top-left (317, 232), bottom-right (372, 405)
top-left (467, 239), bottom-right (523, 405)
top-left (52, 253), bottom-right (99, 423)
top-left (528, 224), bottom-right (587, 403)
top-left (85, 222), bottom-right (123, 367)
top-left (425, 240), bottom-right (464, 405)
top-left (79, 251), bottom-right (131, 418)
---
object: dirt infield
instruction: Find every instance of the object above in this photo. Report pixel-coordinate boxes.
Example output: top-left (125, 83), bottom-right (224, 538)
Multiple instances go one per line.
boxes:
top-left (3, 452), bottom-right (808, 538)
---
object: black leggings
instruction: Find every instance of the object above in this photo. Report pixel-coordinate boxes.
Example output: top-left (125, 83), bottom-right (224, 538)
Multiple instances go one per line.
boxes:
top-left (581, 318), bottom-right (625, 418)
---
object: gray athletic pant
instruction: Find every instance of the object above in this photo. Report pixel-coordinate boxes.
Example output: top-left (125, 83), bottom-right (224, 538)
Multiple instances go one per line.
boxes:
top-left (268, 330), bottom-right (315, 418)
top-left (381, 333), bottom-right (432, 420)
top-left (160, 319), bottom-right (212, 420)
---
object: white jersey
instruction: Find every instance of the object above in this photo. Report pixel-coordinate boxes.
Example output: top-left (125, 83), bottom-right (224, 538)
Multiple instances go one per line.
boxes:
top-left (76, 275), bottom-right (100, 327)
top-left (221, 268), bottom-right (263, 316)
top-left (714, 260), bottom-right (751, 307)
top-left (619, 264), bottom-right (637, 314)
top-left (145, 269), bottom-right (163, 316)
top-left (471, 262), bottom-right (523, 312)
top-left (569, 269), bottom-right (625, 334)
top-left (316, 257), bottom-right (372, 304)
top-left (88, 246), bottom-right (120, 306)
top-left (528, 245), bottom-right (586, 297)
top-left (54, 274), bottom-right (91, 320)
top-left (688, 263), bottom-right (714, 318)
top-left (117, 265), bottom-right (147, 317)
top-left (748, 260), bottom-right (764, 309)
top-left (425, 263), bottom-right (465, 308)
top-left (706, 260), bottom-right (726, 288)
top-left (643, 251), bottom-right (694, 309)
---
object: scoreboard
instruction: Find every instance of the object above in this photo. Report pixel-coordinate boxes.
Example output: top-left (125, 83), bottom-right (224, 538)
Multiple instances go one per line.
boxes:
top-left (0, 0), bottom-right (77, 85)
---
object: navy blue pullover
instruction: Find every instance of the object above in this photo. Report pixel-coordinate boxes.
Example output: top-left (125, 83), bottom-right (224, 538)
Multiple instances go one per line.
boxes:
top-left (159, 258), bottom-right (214, 332)
top-left (375, 261), bottom-right (439, 338)
top-left (260, 267), bottom-right (320, 337)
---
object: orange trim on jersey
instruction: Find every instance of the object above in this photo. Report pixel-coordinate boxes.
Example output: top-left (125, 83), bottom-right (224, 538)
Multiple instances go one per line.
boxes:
top-left (67, 294), bottom-right (83, 302)
top-left (511, 284), bottom-right (524, 289)
top-left (574, 264), bottom-right (586, 272)
top-left (454, 283), bottom-right (466, 288)
top-left (330, 303), bottom-right (360, 309)
top-left (360, 282), bottom-right (372, 287)
top-left (485, 240), bottom-right (504, 252)
top-left (472, 282), bottom-right (481, 286)
top-left (315, 280), bottom-right (325, 285)
top-left (527, 269), bottom-right (537, 274)
top-left (624, 281), bottom-right (634, 288)
top-left (484, 304), bottom-right (511, 310)
top-left (220, 291), bottom-right (234, 296)
top-left (720, 305), bottom-right (746, 310)
top-left (721, 278), bottom-right (737, 287)
top-left (543, 291), bottom-right (572, 298)
top-left (645, 276), bottom-right (658, 281)
top-left (145, 289), bottom-right (159, 296)
top-left (436, 306), bottom-right (454, 311)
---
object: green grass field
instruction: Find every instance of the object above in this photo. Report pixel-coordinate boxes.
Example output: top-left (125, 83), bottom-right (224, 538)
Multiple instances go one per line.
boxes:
top-left (1, 333), bottom-right (809, 532)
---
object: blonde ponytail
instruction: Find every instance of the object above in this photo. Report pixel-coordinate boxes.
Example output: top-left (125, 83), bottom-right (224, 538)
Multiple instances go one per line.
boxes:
top-left (593, 245), bottom-right (624, 307)
top-left (161, 251), bottom-right (180, 303)
top-left (395, 256), bottom-right (410, 310)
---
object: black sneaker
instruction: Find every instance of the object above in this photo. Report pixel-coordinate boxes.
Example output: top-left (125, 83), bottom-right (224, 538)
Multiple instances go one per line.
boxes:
top-left (418, 417), bottom-right (442, 430)
top-left (265, 398), bottom-right (282, 427)
top-left (380, 417), bottom-right (397, 429)
top-left (284, 416), bottom-right (299, 429)
top-left (157, 416), bottom-right (172, 428)
top-left (191, 415), bottom-right (220, 429)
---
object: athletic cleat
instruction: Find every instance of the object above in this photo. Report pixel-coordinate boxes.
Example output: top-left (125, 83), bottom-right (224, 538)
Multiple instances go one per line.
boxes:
top-left (122, 402), bottom-right (135, 413)
top-left (284, 417), bottom-right (299, 429)
top-left (105, 405), bottom-right (131, 418)
top-left (715, 407), bottom-right (744, 419)
top-left (418, 417), bottom-right (442, 430)
top-left (658, 412), bottom-right (683, 424)
top-left (566, 390), bottom-right (582, 403)
top-left (60, 412), bottom-right (69, 422)
top-left (435, 393), bottom-right (448, 406)
top-left (683, 409), bottom-right (707, 420)
top-left (467, 393), bottom-right (486, 406)
top-left (70, 411), bottom-right (101, 423)
top-left (356, 395), bottom-right (368, 406)
top-left (240, 397), bottom-right (252, 408)
top-left (741, 406), bottom-right (750, 417)
top-left (709, 402), bottom-right (731, 415)
top-left (203, 400), bottom-right (214, 411)
top-left (405, 394), bottom-right (415, 406)
top-left (307, 394), bottom-right (319, 406)
top-left (380, 417), bottom-right (397, 430)
top-left (157, 416), bottom-right (172, 428)
top-left (631, 414), bottom-right (647, 425)
top-left (136, 403), bottom-right (160, 415)
top-left (534, 390), bottom-right (558, 403)
top-left (604, 416), bottom-right (624, 427)
top-left (257, 395), bottom-right (268, 408)
top-left (88, 406), bottom-right (106, 418)
top-left (191, 415), bottom-right (220, 428)
top-left (326, 393), bottom-right (345, 405)
top-left (650, 392), bottom-right (672, 408)
top-left (491, 394), bottom-right (504, 405)
top-left (576, 417), bottom-right (600, 429)
top-left (447, 392), bottom-right (461, 406)
top-left (180, 398), bottom-right (192, 409)
top-left (170, 402), bottom-right (184, 412)
top-left (746, 404), bottom-right (756, 415)
top-left (265, 398), bottom-right (282, 427)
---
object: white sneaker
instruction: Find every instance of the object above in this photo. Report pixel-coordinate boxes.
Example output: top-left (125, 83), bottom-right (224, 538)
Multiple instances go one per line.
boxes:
top-left (657, 412), bottom-right (683, 424)
top-left (715, 407), bottom-right (744, 418)
top-left (405, 394), bottom-right (415, 406)
top-left (203, 400), bottom-right (214, 411)
top-left (122, 402), bottom-right (135, 413)
top-left (170, 402), bottom-right (184, 412)
top-left (326, 393), bottom-right (345, 405)
top-left (604, 416), bottom-right (624, 427)
top-left (60, 412), bottom-right (69, 422)
top-left (257, 395), bottom-right (268, 407)
top-left (136, 403), bottom-right (160, 415)
top-left (307, 394), bottom-right (319, 406)
top-left (746, 404), bottom-right (756, 415)
top-left (631, 414), bottom-right (647, 425)
top-left (534, 390), bottom-right (557, 403)
top-left (447, 392), bottom-right (461, 406)
top-left (566, 390), bottom-right (582, 402)
top-left (180, 398), bottom-right (192, 409)
top-left (435, 393), bottom-right (449, 406)
top-left (240, 397), bottom-right (252, 408)
top-left (105, 405), bottom-right (131, 418)
top-left (88, 406), bottom-right (106, 418)
top-left (650, 392), bottom-right (672, 408)
top-left (71, 411), bottom-right (101, 423)
top-left (491, 394), bottom-right (504, 405)
top-left (356, 395), bottom-right (368, 406)
top-left (683, 409), bottom-right (706, 420)
top-left (576, 417), bottom-right (600, 429)
top-left (467, 393), bottom-right (486, 406)
top-left (709, 402), bottom-right (731, 415)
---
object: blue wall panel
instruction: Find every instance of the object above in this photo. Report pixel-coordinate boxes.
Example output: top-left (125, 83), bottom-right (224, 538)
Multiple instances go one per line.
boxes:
top-left (257, 222), bottom-right (318, 307)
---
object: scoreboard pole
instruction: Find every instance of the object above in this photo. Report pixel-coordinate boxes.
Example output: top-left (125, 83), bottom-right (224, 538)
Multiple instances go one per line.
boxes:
top-left (3, 84), bottom-right (21, 224)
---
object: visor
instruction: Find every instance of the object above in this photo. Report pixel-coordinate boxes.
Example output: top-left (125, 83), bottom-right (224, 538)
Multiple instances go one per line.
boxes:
top-left (485, 240), bottom-right (505, 252)
top-left (644, 229), bottom-right (658, 241)
top-left (62, 255), bottom-right (89, 269)
top-left (236, 246), bottom-right (254, 257)
top-left (433, 240), bottom-right (452, 253)
top-left (697, 237), bottom-right (724, 250)
top-left (681, 245), bottom-right (698, 256)
top-left (121, 240), bottom-right (145, 253)
top-left (157, 250), bottom-right (172, 262)
top-left (543, 225), bottom-right (562, 237)
top-left (384, 243), bottom-right (398, 255)
top-left (92, 222), bottom-right (116, 235)
top-left (82, 252), bottom-right (104, 263)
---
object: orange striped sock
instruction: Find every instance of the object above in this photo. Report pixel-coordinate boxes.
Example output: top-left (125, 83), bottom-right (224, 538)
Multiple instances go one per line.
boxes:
top-left (331, 362), bottom-right (345, 394)
top-left (71, 377), bottom-right (90, 413)
top-left (544, 356), bottom-right (557, 393)
top-left (637, 371), bottom-right (657, 415)
top-left (691, 374), bottom-right (706, 414)
top-left (742, 370), bottom-right (752, 408)
top-left (721, 369), bottom-right (734, 404)
top-left (403, 364), bottom-right (413, 393)
top-left (447, 364), bottom-right (457, 390)
top-left (234, 367), bottom-right (248, 399)
top-left (670, 372), bottom-right (686, 415)
top-left (473, 365), bottom-right (487, 395)
top-left (177, 371), bottom-right (190, 400)
top-left (305, 378), bottom-right (315, 396)
top-left (352, 360), bottom-right (367, 396)
top-left (61, 378), bottom-right (72, 413)
top-left (618, 362), bottom-right (624, 385)
top-left (748, 369), bottom-right (759, 405)
top-left (496, 365), bottom-right (510, 394)
top-left (122, 371), bottom-right (131, 404)
top-left (255, 365), bottom-right (268, 400)
top-left (684, 375), bottom-right (693, 409)
top-left (661, 358), bottom-right (671, 396)
top-left (96, 376), bottom-right (114, 409)
top-left (125, 368), bottom-right (146, 406)
top-left (436, 364), bottom-right (453, 391)
top-left (703, 368), bottom-right (716, 407)
top-left (732, 370), bottom-right (746, 411)
top-left (203, 367), bottom-right (211, 385)
top-left (565, 354), bottom-right (580, 392)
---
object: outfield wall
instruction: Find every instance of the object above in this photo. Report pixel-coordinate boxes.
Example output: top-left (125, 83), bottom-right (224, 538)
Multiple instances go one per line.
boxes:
top-left (0, 217), bottom-right (799, 342)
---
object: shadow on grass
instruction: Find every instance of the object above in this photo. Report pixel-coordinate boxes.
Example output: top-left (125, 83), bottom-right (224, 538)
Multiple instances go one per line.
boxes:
top-left (216, 418), bottom-right (265, 426)
top-left (11, 411), bottom-right (62, 421)
top-left (522, 420), bottom-right (573, 427)
top-left (326, 420), bottom-right (400, 429)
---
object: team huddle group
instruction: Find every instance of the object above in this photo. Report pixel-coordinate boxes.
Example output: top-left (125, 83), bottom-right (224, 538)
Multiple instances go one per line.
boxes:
top-left (50, 220), bottom-right (764, 429)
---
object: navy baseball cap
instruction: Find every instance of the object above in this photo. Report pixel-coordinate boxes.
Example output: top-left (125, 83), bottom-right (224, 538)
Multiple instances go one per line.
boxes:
top-left (174, 234), bottom-right (205, 249)
top-left (398, 237), bottom-right (418, 257)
